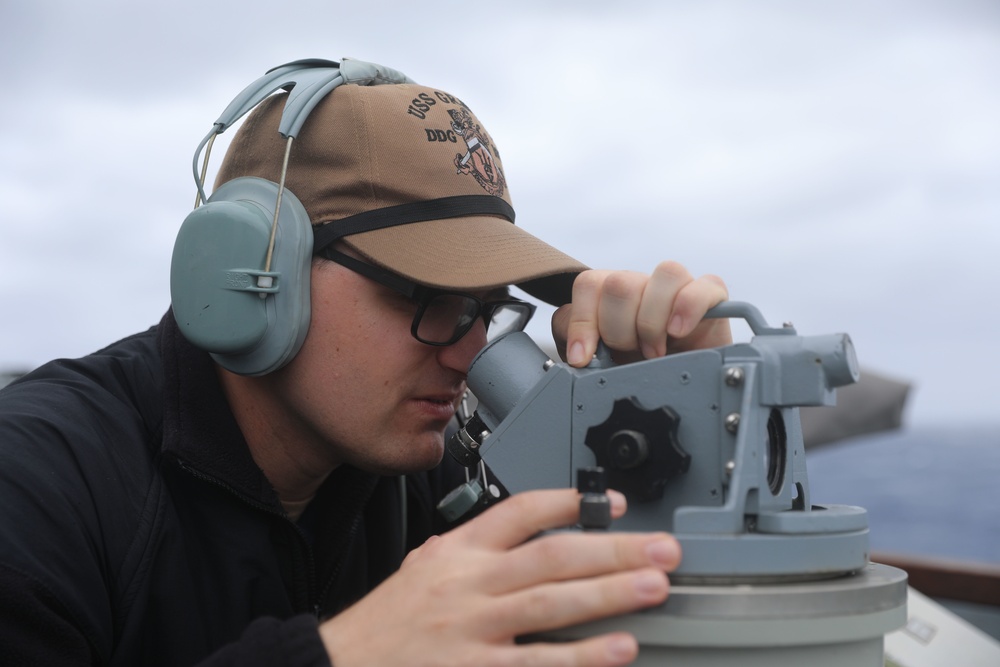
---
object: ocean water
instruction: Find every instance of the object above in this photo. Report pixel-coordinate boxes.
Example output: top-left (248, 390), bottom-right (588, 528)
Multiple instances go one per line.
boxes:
top-left (805, 423), bottom-right (1000, 565)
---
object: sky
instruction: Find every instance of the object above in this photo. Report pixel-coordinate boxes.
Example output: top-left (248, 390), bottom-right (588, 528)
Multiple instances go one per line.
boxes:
top-left (1, 0), bottom-right (997, 427)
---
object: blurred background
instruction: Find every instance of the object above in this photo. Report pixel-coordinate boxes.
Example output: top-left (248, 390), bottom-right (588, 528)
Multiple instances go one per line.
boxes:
top-left (1, 0), bottom-right (997, 563)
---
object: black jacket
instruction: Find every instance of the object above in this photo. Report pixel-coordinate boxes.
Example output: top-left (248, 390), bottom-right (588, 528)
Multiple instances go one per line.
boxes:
top-left (0, 311), bottom-right (470, 666)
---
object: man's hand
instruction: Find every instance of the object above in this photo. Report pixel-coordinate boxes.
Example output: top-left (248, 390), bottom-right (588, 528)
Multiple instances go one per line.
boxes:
top-left (319, 489), bottom-right (681, 667)
top-left (552, 261), bottom-right (732, 366)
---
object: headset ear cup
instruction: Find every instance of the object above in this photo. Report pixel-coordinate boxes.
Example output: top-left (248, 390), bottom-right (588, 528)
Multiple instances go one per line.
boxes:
top-left (170, 177), bottom-right (313, 376)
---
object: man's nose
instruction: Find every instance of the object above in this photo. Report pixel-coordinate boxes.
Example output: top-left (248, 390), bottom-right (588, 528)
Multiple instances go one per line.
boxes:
top-left (437, 317), bottom-right (489, 374)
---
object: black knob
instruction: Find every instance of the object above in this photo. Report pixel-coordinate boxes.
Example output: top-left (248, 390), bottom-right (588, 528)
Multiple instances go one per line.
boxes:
top-left (585, 397), bottom-right (690, 502)
top-left (609, 429), bottom-right (649, 470)
top-left (577, 467), bottom-right (612, 530)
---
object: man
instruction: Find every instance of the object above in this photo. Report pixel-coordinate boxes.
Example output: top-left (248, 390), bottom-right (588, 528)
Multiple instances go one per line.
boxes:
top-left (0, 60), bottom-right (730, 666)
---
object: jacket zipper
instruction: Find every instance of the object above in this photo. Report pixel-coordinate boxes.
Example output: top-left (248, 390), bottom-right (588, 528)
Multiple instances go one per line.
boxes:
top-left (314, 509), bottom-right (365, 618)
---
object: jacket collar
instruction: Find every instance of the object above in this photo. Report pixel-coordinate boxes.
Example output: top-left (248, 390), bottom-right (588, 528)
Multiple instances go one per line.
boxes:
top-left (157, 310), bottom-right (282, 510)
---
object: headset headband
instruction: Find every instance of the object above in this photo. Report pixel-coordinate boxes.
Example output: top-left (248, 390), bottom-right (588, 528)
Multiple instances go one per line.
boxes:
top-left (191, 58), bottom-right (415, 205)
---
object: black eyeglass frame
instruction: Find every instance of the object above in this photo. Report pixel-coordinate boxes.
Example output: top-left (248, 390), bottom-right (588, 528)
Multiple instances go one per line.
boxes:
top-left (317, 246), bottom-right (537, 347)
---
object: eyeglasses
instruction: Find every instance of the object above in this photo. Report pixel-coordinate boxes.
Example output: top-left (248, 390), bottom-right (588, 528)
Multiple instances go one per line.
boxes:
top-left (317, 247), bottom-right (536, 346)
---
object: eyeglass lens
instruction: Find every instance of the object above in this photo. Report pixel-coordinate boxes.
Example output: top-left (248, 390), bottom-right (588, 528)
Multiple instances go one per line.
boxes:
top-left (415, 294), bottom-right (531, 345)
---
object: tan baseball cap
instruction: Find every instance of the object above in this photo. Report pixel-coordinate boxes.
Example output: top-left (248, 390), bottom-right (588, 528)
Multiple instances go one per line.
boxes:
top-left (214, 80), bottom-right (587, 305)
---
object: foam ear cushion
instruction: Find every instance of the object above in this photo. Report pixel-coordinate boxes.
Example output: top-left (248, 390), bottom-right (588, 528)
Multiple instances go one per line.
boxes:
top-left (170, 177), bottom-right (313, 376)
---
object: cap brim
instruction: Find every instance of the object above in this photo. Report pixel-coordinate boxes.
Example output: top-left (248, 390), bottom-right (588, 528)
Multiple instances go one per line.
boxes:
top-left (343, 216), bottom-right (587, 306)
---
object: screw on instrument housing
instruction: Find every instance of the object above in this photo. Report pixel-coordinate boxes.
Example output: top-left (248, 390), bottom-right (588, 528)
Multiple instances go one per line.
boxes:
top-left (680, 372), bottom-right (691, 385)
top-left (543, 359), bottom-right (555, 371)
top-left (725, 413), bottom-right (741, 433)
top-left (725, 367), bottom-right (744, 386)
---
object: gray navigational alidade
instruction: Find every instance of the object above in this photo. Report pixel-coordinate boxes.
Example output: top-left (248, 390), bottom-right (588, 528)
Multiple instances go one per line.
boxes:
top-left (447, 301), bottom-right (907, 666)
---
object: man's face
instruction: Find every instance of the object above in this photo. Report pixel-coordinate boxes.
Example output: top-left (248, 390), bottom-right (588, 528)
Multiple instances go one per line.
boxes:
top-left (269, 258), bottom-right (492, 475)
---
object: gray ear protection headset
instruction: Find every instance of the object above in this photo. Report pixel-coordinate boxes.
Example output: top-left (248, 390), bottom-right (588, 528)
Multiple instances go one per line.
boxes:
top-left (170, 58), bottom-right (413, 376)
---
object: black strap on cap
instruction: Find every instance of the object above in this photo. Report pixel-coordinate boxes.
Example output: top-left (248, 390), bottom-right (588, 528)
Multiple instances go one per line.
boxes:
top-left (312, 194), bottom-right (515, 254)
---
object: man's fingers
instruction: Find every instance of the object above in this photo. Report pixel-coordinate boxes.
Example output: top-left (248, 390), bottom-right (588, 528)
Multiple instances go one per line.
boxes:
top-left (635, 260), bottom-right (694, 358)
top-left (664, 274), bottom-right (732, 353)
top-left (666, 272), bottom-right (729, 340)
top-left (491, 567), bottom-right (670, 638)
top-left (449, 488), bottom-right (627, 550)
top-left (492, 633), bottom-right (640, 667)
top-left (562, 270), bottom-right (612, 366)
top-left (554, 264), bottom-right (730, 367)
top-left (594, 271), bottom-right (648, 353)
top-left (558, 269), bottom-right (660, 366)
top-left (486, 530), bottom-right (681, 593)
